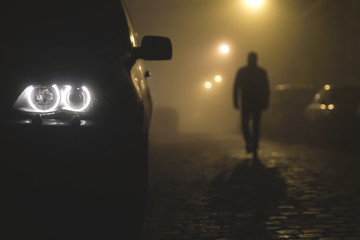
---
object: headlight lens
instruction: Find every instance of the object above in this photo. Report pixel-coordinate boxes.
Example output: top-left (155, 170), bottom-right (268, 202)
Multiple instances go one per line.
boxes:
top-left (15, 84), bottom-right (93, 113)
top-left (27, 84), bottom-right (61, 112)
top-left (62, 86), bottom-right (92, 112)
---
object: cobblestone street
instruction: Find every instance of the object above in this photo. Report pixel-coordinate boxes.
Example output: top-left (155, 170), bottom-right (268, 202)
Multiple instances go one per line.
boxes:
top-left (143, 134), bottom-right (360, 240)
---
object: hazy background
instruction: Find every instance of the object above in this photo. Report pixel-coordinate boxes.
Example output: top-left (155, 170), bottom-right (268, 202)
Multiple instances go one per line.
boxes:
top-left (125, 0), bottom-right (360, 136)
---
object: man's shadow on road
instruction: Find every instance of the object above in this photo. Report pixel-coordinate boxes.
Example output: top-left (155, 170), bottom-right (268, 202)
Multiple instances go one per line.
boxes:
top-left (209, 158), bottom-right (287, 239)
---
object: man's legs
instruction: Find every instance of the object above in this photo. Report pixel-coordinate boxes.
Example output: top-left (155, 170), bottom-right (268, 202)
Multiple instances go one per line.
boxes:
top-left (252, 110), bottom-right (262, 159)
top-left (241, 109), bottom-right (252, 153)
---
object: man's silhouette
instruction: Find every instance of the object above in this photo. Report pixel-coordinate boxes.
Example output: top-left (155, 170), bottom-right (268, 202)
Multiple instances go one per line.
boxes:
top-left (233, 52), bottom-right (270, 160)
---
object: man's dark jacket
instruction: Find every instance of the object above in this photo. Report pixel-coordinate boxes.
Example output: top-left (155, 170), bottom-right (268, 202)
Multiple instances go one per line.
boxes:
top-left (233, 65), bottom-right (270, 111)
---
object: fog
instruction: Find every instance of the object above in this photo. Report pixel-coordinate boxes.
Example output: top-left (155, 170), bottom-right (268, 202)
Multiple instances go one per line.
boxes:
top-left (126, 0), bottom-right (360, 136)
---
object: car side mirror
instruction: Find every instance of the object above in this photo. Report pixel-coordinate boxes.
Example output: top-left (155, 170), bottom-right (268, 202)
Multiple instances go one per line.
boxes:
top-left (133, 36), bottom-right (172, 61)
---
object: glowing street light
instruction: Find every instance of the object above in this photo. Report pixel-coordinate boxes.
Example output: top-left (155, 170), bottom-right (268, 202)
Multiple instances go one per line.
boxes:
top-left (214, 75), bottom-right (223, 83)
top-left (244, 0), bottom-right (265, 9)
top-left (204, 81), bottom-right (212, 89)
top-left (219, 44), bottom-right (230, 54)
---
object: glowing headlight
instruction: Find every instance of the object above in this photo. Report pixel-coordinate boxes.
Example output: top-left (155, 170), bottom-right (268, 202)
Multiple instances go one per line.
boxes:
top-left (27, 84), bottom-right (61, 112)
top-left (15, 84), bottom-right (93, 113)
top-left (62, 86), bottom-right (92, 112)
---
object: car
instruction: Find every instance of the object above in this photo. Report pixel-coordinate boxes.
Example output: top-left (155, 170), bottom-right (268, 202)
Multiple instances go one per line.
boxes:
top-left (0, 0), bottom-right (172, 239)
top-left (262, 84), bottom-right (316, 141)
top-left (303, 83), bottom-right (360, 145)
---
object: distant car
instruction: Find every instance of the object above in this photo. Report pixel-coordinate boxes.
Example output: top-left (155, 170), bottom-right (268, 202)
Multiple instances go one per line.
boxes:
top-left (0, 0), bottom-right (172, 238)
top-left (304, 84), bottom-right (360, 141)
top-left (262, 84), bottom-right (316, 140)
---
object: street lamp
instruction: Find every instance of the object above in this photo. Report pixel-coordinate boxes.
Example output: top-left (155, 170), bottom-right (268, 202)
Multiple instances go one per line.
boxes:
top-left (214, 75), bottom-right (223, 83)
top-left (244, 0), bottom-right (265, 9)
top-left (219, 44), bottom-right (230, 54)
top-left (204, 81), bottom-right (212, 89)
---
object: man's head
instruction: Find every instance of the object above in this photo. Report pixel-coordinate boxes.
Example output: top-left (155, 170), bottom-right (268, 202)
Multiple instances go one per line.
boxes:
top-left (248, 52), bottom-right (258, 67)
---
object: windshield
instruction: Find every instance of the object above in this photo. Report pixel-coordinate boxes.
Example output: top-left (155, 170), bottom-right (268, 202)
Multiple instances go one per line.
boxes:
top-left (3, 0), bottom-right (131, 70)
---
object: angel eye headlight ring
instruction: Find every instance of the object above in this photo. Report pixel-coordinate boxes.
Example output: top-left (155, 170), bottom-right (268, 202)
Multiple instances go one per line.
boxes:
top-left (15, 84), bottom-right (93, 113)
top-left (27, 84), bottom-right (61, 112)
top-left (62, 85), bottom-right (92, 112)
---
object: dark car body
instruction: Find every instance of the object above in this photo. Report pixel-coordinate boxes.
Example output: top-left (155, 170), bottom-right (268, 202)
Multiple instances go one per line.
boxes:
top-left (304, 84), bottom-right (360, 145)
top-left (0, 0), bottom-right (172, 239)
top-left (262, 84), bottom-right (316, 141)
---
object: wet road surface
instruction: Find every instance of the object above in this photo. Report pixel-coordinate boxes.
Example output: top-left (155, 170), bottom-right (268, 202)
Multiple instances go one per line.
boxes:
top-left (143, 134), bottom-right (360, 240)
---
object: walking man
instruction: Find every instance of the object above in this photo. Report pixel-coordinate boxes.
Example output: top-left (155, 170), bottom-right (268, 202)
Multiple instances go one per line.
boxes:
top-left (233, 52), bottom-right (270, 160)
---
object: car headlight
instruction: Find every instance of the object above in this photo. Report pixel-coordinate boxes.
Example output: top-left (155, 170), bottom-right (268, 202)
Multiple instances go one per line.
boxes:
top-left (14, 84), bottom-right (93, 113)
top-left (62, 85), bottom-right (92, 112)
top-left (27, 84), bottom-right (61, 112)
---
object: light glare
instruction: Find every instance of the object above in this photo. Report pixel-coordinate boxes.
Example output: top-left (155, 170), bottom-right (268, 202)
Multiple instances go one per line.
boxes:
top-left (220, 44), bottom-right (230, 54)
top-left (205, 81), bottom-right (212, 89)
top-left (245, 0), bottom-right (264, 8)
top-left (214, 75), bottom-right (223, 83)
